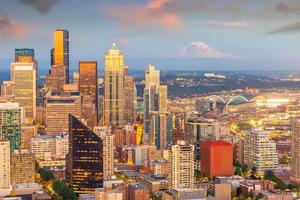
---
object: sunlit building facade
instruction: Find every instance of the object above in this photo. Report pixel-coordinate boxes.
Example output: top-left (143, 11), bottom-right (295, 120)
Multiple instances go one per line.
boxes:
top-left (45, 95), bottom-right (81, 135)
top-left (66, 114), bottom-right (103, 194)
top-left (168, 140), bottom-right (195, 190)
top-left (244, 129), bottom-right (278, 171)
top-left (11, 149), bottom-right (35, 184)
top-left (79, 61), bottom-right (98, 127)
top-left (11, 62), bottom-right (37, 124)
top-left (104, 43), bottom-right (125, 126)
top-left (53, 29), bottom-right (69, 83)
top-left (124, 74), bottom-right (136, 124)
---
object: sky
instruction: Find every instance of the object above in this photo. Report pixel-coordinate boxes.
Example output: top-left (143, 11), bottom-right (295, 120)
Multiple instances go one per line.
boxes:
top-left (0, 0), bottom-right (300, 71)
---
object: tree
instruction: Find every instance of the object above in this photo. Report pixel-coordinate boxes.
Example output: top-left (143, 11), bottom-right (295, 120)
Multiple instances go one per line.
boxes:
top-left (38, 168), bottom-right (54, 181)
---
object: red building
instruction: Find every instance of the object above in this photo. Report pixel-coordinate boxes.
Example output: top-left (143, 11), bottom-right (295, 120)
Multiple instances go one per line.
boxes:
top-left (201, 141), bottom-right (233, 179)
top-left (128, 183), bottom-right (150, 200)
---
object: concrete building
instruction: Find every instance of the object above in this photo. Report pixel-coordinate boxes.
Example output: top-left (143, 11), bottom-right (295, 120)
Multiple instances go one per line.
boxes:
top-left (168, 141), bottom-right (194, 190)
top-left (290, 118), bottom-right (300, 182)
top-left (11, 149), bottom-right (35, 184)
top-left (0, 140), bottom-right (10, 188)
top-left (45, 95), bottom-right (81, 135)
top-left (11, 61), bottom-right (37, 124)
top-left (244, 129), bottom-right (278, 171)
top-left (95, 188), bottom-right (123, 200)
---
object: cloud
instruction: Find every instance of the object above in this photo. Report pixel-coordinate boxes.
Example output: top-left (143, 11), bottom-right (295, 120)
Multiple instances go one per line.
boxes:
top-left (17, 0), bottom-right (60, 14)
top-left (102, 0), bottom-right (182, 33)
top-left (174, 41), bottom-right (233, 59)
top-left (0, 16), bottom-right (28, 38)
top-left (269, 21), bottom-right (300, 34)
top-left (204, 20), bottom-right (250, 27)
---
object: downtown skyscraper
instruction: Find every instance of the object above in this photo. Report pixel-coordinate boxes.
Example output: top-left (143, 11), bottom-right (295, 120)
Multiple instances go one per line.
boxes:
top-left (53, 29), bottom-right (69, 83)
top-left (104, 43), bottom-right (125, 126)
top-left (144, 65), bottom-right (168, 143)
top-left (291, 118), bottom-right (300, 183)
top-left (66, 114), bottom-right (103, 194)
top-left (79, 61), bottom-right (98, 127)
top-left (10, 51), bottom-right (37, 124)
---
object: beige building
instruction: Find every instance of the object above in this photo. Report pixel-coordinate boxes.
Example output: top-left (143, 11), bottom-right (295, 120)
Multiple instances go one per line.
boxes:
top-left (11, 62), bottom-right (37, 124)
top-left (30, 135), bottom-right (55, 160)
top-left (104, 43), bottom-right (125, 126)
top-left (94, 126), bottom-right (114, 180)
top-left (0, 140), bottom-right (10, 188)
top-left (244, 129), bottom-right (278, 171)
top-left (291, 118), bottom-right (300, 182)
top-left (168, 141), bottom-right (194, 190)
top-left (11, 149), bottom-right (35, 184)
top-left (45, 95), bottom-right (81, 135)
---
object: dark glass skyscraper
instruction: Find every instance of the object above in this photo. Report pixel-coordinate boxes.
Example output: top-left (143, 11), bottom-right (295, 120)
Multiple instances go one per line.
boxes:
top-left (66, 114), bottom-right (103, 194)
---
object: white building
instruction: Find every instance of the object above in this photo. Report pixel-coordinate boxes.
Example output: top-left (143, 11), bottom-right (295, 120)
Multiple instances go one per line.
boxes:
top-left (94, 126), bottom-right (114, 180)
top-left (244, 129), bottom-right (278, 171)
top-left (168, 140), bottom-right (194, 190)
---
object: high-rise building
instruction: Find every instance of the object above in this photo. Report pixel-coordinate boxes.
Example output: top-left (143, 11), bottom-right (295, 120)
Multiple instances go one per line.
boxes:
top-left (200, 141), bottom-right (233, 179)
top-left (94, 126), bottom-right (114, 181)
top-left (143, 65), bottom-right (168, 139)
top-left (104, 43), bottom-right (125, 126)
top-left (10, 149), bottom-right (35, 184)
top-left (79, 61), bottom-right (98, 127)
top-left (11, 60), bottom-right (37, 124)
top-left (168, 140), bottom-right (194, 190)
top-left (53, 29), bottom-right (69, 83)
top-left (128, 183), bottom-right (150, 200)
top-left (290, 118), bottom-right (300, 182)
top-left (124, 74), bottom-right (135, 124)
top-left (0, 102), bottom-right (24, 152)
top-left (244, 129), bottom-right (278, 171)
top-left (45, 64), bottom-right (67, 93)
top-left (0, 140), bottom-right (10, 188)
top-left (149, 111), bottom-right (172, 150)
top-left (66, 114), bottom-right (103, 194)
top-left (45, 95), bottom-right (81, 135)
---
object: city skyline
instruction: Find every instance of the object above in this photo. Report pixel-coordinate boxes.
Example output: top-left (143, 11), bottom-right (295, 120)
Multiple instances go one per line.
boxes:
top-left (0, 0), bottom-right (300, 71)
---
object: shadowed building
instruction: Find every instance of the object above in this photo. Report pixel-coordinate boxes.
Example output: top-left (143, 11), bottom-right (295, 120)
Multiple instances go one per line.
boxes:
top-left (66, 114), bottom-right (103, 194)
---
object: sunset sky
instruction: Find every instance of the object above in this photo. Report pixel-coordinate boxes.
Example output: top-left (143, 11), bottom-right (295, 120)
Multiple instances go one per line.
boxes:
top-left (0, 0), bottom-right (300, 71)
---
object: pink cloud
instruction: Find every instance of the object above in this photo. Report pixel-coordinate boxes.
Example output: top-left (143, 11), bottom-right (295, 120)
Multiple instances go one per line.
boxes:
top-left (102, 0), bottom-right (182, 32)
top-left (0, 16), bottom-right (28, 38)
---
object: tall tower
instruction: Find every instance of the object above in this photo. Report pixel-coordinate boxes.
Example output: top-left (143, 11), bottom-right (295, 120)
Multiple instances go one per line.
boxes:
top-left (66, 114), bottom-right (103, 194)
top-left (10, 58), bottom-right (37, 124)
top-left (104, 43), bottom-right (125, 126)
top-left (144, 65), bottom-right (168, 140)
top-left (168, 140), bottom-right (194, 190)
top-left (291, 118), bottom-right (300, 182)
top-left (124, 70), bottom-right (135, 124)
top-left (54, 29), bottom-right (69, 83)
top-left (79, 61), bottom-right (98, 127)
top-left (0, 140), bottom-right (10, 188)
